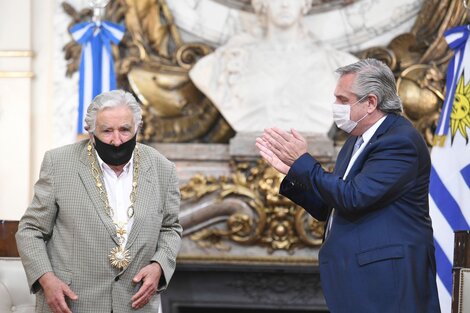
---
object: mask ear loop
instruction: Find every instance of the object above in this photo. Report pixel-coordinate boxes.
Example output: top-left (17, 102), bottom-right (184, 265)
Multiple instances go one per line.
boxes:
top-left (352, 95), bottom-right (370, 125)
top-left (355, 111), bottom-right (369, 125)
top-left (350, 94), bottom-right (368, 108)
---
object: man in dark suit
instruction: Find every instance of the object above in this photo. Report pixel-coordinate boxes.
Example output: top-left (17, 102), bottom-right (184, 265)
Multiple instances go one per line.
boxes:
top-left (256, 58), bottom-right (441, 313)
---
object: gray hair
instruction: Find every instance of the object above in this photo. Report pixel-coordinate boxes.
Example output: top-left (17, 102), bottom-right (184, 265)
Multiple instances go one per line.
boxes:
top-left (251, 0), bottom-right (313, 17)
top-left (335, 58), bottom-right (403, 114)
top-left (85, 90), bottom-right (142, 133)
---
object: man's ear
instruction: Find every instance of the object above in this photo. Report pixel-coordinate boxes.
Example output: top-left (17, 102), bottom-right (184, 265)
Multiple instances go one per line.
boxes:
top-left (366, 94), bottom-right (378, 113)
top-left (83, 126), bottom-right (93, 141)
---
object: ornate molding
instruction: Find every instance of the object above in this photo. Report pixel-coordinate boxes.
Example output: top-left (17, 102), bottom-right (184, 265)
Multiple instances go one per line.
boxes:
top-left (62, 0), bottom-right (464, 145)
top-left (0, 51), bottom-right (34, 57)
top-left (177, 254), bottom-right (318, 265)
top-left (227, 272), bottom-right (323, 304)
top-left (62, 0), bottom-right (234, 143)
top-left (212, 0), bottom-right (357, 13)
top-left (0, 50), bottom-right (35, 78)
top-left (180, 160), bottom-right (325, 253)
top-left (0, 72), bottom-right (34, 78)
top-left (357, 0), bottom-right (466, 146)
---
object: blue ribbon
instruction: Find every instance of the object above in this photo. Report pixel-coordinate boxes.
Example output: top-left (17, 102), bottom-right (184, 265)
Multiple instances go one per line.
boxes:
top-left (436, 26), bottom-right (470, 141)
top-left (71, 21), bottom-right (125, 133)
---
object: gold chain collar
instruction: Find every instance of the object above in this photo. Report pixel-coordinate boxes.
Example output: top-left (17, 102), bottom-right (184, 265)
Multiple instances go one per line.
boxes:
top-left (86, 141), bottom-right (140, 269)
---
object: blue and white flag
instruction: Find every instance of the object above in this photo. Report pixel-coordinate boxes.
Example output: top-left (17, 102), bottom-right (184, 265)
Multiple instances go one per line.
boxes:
top-left (429, 25), bottom-right (470, 312)
top-left (70, 21), bottom-right (125, 134)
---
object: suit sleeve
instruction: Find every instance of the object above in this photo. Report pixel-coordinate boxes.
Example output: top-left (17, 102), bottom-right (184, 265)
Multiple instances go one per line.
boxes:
top-left (152, 163), bottom-right (182, 291)
top-left (15, 151), bottom-right (56, 293)
top-left (280, 153), bottom-right (329, 221)
top-left (285, 135), bottom-right (421, 216)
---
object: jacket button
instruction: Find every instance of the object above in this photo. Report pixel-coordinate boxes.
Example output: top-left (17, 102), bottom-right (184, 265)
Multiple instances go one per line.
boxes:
top-left (115, 276), bottom-right (119, 282)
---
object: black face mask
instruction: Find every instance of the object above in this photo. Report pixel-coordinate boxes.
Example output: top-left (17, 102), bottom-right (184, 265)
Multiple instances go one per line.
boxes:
top-left (93, 134), bottom-right (137, 166)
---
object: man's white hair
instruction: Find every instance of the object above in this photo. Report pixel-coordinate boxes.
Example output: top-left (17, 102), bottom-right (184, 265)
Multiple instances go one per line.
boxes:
top-left (85, 89), bottom-right (142, 133)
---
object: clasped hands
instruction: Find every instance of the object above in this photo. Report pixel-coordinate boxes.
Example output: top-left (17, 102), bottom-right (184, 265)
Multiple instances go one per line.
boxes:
top-left (255, 127), bottom-right (308, 175)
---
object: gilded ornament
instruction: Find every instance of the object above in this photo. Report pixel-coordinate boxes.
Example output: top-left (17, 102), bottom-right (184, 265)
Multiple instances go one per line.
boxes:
top-left (87, 142), bottom-right (139, 269)
top-left (127, 206), bottom-right (134, 218)
top-left (182, 160), bottom-right (324, 252)
top-left (63, 0), bottom-right (467, 143)
top-left (355, 0), bottom-right (467, 146)
top-left (109, 246), bottom-right (131, 270)
top-left (62, 0), bottom-right (233, 143)
top-left (116, 226), bottom-right (127, 236)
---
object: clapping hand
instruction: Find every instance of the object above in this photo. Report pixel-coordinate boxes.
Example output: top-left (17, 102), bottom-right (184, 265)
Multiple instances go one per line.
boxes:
top-left (256, 127), bottom-right (307, 174)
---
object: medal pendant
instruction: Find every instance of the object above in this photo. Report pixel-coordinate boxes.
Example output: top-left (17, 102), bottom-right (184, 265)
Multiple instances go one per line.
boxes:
top-left (109, 246), bottom-right (131, 269)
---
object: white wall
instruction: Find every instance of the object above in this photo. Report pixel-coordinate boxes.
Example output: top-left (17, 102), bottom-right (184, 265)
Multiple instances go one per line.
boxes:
top-left (0, 0), bottom-right (34, 220)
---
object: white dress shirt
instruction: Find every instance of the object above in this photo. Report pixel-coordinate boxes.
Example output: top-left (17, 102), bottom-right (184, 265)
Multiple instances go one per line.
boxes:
top-left (343, 115), bottom-right (387, 179)
top-left (97, 153), bottom-right (135, 247)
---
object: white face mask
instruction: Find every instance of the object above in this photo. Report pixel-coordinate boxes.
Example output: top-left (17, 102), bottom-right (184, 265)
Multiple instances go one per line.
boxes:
top-left (332, 95), bottom-right (368, 133)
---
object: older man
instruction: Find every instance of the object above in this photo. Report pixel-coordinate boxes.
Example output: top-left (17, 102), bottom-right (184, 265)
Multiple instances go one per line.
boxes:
top-left (16, 90), bottom-right (182, 312)
top-left (256, 59), bottom-right (441, 313)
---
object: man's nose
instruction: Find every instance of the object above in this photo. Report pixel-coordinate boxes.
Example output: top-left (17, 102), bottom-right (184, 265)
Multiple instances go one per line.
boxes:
top-left (110, 132), bottom-right (123, 146)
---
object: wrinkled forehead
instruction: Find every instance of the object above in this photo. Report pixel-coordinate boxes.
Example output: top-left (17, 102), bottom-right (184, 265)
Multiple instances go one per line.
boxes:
top-left (96, 105), bottom-right (135, 127)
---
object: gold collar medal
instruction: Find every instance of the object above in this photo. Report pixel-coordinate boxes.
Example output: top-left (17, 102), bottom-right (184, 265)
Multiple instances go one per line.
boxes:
top-left (87, 141), bottom-right (140, 270)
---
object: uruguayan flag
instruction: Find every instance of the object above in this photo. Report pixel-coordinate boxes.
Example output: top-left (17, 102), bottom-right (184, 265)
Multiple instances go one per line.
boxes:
top-left (429, 25), bottom-right (470, 312)
top-left (70, 21), bottom-right (125, 134)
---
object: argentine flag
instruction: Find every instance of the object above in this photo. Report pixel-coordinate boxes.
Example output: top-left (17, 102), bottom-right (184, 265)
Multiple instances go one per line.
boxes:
top-left (70, 21), bottom-right (125, 134)
top-left (429, 25), bottom-right (470, 312)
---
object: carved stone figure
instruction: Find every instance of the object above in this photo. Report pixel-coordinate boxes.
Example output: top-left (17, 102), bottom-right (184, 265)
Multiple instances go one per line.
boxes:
top-left (189, 0), bottom-right (358, 133)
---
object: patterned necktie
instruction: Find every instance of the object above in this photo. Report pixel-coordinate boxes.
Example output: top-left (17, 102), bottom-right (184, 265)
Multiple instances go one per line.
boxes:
top-left (352, 136), bottom-right (364, 156)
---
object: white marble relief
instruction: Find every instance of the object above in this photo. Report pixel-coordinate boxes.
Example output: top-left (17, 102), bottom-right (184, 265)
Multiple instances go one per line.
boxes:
top-left (52, 0), bottom-right (424, 146)
top-left (189, 0), bottom-right (359, 133)
top-left (168, 0), bottom-right (423, 51)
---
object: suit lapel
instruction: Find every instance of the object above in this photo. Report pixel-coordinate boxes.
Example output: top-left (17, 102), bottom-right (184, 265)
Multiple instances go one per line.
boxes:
top-left (126, 144), bottom-right (154, 249)
top-left (334, 136), bottom-right (357, 177)
top-left (78, 141), bottom-right (120, 245)
top-left (344, 114), bottom-right (401, 177)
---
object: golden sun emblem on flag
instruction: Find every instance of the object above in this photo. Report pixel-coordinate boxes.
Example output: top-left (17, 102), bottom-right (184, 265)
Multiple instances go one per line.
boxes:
top-left (451, 75), bottom-right (470, 142)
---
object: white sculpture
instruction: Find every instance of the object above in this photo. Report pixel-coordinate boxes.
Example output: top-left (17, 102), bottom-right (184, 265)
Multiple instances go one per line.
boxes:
top-left (189, 0), bottom-right (358, 133)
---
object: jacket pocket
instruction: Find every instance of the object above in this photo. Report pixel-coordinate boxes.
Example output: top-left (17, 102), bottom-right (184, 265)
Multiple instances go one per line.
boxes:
top-left (54, 269), bottom-right (72, 285)
top-left (356, 244), bottom-right (404, 266)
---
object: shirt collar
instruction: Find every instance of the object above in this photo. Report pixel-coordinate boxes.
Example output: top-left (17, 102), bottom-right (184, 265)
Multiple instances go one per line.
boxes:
top-left (361, 114), bottom-right (388, 145)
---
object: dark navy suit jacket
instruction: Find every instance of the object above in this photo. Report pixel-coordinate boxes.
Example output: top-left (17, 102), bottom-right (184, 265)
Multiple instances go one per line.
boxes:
top-left (280, 114), bottom-right (441, 313)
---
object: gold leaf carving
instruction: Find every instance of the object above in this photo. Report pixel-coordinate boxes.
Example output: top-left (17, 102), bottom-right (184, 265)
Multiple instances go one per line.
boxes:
top-left (182, 160), bottom-right (324, 253)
